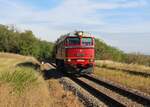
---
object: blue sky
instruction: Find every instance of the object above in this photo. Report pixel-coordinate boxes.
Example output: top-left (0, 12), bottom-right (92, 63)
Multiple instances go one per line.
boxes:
top-left (0, 0), bottom-right (150, 54)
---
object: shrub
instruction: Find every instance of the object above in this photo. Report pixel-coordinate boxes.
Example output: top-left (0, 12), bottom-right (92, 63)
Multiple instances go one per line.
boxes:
top-left (0, 67), bottom-right (38, 93)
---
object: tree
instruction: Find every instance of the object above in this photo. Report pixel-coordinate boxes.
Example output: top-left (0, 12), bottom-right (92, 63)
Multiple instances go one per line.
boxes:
top-left (0, 24), bottom-right (54, 61)
top-left (95, 38), bottom-right (126, 62)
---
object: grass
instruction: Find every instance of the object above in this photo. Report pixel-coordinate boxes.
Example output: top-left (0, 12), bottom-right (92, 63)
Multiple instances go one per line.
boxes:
top-left (0, 67), bottom-right (38, 93)
top-left (96, 60), bottom-right (150, 74)
top-left (94, 67), bottom-right (150, 95)
top-left (0, 53), bottom-right (39, 94)
top-left (0, 53), bottom-right (51, 107)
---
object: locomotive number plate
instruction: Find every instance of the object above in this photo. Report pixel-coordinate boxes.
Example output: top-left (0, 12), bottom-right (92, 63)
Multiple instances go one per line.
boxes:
top-left (76, 53), bottom-right (85, 57)
top-left (77, 59), bottom-right (85, 62)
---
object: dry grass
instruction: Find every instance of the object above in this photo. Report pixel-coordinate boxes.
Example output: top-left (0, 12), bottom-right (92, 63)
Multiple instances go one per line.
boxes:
top-left (94, 67), bottom-right (150, 95)
top-left (0, 53), bottom-right (39, 72)
top-left (96, 60), bottom-right (150, 74)
top-left (47, 79), bottom-right (84, 107)
top-left (0, 67), bottom-right (39, 93)
top-left (0, 80), bottom-right (50, 107)
top-left (0, 53), bottom-right (50, 107)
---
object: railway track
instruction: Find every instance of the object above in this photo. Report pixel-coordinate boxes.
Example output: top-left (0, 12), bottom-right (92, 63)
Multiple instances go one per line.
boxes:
top-left (50, 63), bottom-right (150, 106)
top-left (82, 74), bottom-right (150, 106)
top-left (70, 76), bottom-right (126, 106)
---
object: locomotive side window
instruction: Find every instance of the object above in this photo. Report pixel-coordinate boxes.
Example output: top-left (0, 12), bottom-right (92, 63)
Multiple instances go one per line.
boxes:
top-left (82, 37), bottom-right (92, 46)
top-left (67, 37), bottom-right (80, 45)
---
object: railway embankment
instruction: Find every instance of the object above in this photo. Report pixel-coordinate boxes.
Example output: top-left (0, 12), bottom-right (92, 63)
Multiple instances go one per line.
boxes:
top-left (0, 53), bottom-right (84, 107)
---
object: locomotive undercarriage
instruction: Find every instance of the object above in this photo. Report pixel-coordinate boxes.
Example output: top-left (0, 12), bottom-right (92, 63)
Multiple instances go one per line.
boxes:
top-left (56, 59), bottom-right (93, 74)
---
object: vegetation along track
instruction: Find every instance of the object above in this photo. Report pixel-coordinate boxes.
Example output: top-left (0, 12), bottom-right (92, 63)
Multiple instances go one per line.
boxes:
top-left (50, 63), bottom-right (150, 106)
top-left (96, 65), bottom-right (150, 77)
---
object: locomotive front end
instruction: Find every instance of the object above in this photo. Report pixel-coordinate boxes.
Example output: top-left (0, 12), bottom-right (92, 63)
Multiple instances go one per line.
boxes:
top-left (64, 32), bottom-right (95, 74)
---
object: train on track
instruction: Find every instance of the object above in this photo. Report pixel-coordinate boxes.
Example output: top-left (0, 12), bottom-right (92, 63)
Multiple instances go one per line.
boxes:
top-left (53, 31), bottom-right (95, 74)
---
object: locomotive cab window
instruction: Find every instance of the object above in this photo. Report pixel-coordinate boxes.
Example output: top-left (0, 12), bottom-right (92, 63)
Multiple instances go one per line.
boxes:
top-left (82, 37), bottom-right (92, 46)
top-left (66, 37), bottom-right (80, 45)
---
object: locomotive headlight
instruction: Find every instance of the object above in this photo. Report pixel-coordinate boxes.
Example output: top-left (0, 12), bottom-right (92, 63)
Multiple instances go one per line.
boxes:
top-left (67, 59), bottom-right (71, 62)
top-left (89, 59), bottom-right (94, 62)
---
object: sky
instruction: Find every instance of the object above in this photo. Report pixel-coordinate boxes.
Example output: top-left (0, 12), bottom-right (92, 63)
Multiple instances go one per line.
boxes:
top-left (0, 0), bottom-right (150, 54)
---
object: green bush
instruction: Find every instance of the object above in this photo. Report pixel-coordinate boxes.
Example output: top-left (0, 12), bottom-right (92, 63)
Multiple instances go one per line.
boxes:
top-left (0, 67), bottom-right (38, 93)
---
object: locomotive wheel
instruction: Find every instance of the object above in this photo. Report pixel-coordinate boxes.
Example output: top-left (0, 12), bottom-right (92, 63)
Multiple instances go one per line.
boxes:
top-left (56, 59), bottom-right (61, 70)
top-left (56, 59), bottom-right (66, 72)
top-left (81, 66), bottom-right (94, 74)
top-left (90, 66), bottom-right (94, 74)
top-left (89, 66), bottom-right (94, 74)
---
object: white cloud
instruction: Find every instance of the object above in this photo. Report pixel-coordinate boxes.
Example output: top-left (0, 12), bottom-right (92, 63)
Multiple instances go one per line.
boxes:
top-left (0, 0), bottom-right (150, 53)
top-left (0, 0), bottom-right (148, 26)
top-left (90, 0), bottom-right (147, 9)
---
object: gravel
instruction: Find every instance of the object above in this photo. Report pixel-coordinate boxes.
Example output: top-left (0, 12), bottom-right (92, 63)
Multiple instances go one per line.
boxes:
top-left (60, 77), bottom-right (107, 107)
top-left (79, 77), bottom-right (143, 107)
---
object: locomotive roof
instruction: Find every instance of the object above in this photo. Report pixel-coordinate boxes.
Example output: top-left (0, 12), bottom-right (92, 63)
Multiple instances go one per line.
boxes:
top-left (56, 31), bottom-right (93, 44)
top-left (66, 31), bottom-right (92, 37)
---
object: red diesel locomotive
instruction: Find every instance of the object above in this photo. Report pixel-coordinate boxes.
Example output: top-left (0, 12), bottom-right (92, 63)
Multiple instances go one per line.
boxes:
top-left (54, 31), bottom-right (95, 74)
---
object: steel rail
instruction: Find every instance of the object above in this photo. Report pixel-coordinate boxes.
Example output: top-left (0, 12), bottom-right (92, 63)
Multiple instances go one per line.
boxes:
top-left (83, 74), bottom-right (150, 106)
top-left (70, 77), bottom-right (126, 107)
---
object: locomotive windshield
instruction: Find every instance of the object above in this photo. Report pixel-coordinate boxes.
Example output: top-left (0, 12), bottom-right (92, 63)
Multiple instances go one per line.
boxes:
top-left (82, 37), bottom-right (92, 46)
top-left (67, 37), bottom-right (80, 45)
top-left (66, 37), bottom-right (93, 46)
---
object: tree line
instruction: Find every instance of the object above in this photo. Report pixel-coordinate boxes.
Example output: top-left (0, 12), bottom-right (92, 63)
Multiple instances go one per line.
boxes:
top-left (95, 38), bottom-right (150, 66)
top-left (0, 24), bottom-right (53, 61)
top-left (95, 38), bottom-right (126, 62)
top-left (0, 24), bottom-right (150, 66)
